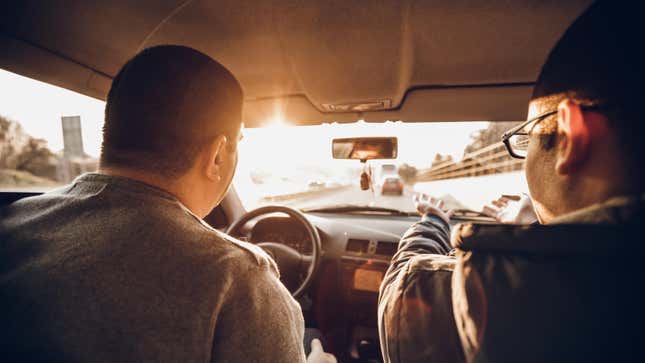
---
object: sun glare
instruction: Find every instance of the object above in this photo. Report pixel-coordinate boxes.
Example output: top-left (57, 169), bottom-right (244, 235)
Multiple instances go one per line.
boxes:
top-left (267, 116), bottom-right (287, 128)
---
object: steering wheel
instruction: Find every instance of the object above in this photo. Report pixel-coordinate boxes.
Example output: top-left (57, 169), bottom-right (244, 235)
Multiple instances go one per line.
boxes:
top-left (226, 205), bottom-right (322, 298)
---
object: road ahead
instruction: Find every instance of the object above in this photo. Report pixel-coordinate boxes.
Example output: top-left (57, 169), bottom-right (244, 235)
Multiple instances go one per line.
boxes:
top-left (271, 171), bottom-right (527, 212)
top-left (279, 184), bottom-right (416, 211)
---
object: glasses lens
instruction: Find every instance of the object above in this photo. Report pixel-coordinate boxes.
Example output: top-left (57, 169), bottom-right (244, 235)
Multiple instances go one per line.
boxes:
top-left (509, 134), bottom-right (529, 157)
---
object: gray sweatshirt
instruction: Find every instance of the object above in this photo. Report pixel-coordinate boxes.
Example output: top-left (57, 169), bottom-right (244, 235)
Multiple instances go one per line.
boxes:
top-left (0, 173), bottom-right (306, 362)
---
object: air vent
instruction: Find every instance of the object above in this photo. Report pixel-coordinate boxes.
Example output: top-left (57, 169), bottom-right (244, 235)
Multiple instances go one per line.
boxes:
top-left (346, 238), bottom-right (370, 253)
top-left (376, 241), bottom-right (398, 256)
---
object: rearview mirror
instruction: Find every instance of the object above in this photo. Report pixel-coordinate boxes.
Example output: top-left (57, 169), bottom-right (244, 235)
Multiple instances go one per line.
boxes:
top-left (332, 137), bottom-right (398, 161)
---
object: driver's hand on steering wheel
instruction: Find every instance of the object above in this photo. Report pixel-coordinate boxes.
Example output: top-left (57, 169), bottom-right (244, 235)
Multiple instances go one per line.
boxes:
top-left (414, 193), bottom-right (453, 224)
top-left (306, 339), bottom-right (337, 363)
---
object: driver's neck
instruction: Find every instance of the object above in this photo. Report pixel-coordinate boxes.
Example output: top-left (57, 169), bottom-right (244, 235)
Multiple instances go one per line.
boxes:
top-left (98, 166), bottom-right (208, 217)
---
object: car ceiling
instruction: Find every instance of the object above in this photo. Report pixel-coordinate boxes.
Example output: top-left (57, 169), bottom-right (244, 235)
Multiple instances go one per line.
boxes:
top-left (0, 0), bottom-right (592, 127)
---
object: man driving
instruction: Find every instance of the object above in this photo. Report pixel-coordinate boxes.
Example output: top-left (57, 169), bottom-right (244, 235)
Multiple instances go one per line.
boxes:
top-left (1, 45), bottom-right (335, 363)
top-left (379, 1), bottom-right (644, 362)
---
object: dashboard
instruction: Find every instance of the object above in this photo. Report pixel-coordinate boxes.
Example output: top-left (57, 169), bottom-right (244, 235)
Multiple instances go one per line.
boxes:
top-left (246, 211), bottom-right (468, 294)
top-left (249, 214), bottom-right (402, 292)
top-left (245, 212), bottom-right (488, 296)
top-left (305, 212), bottom-right (417, 294)
top-left (247, 212), bottom-right (420, 301)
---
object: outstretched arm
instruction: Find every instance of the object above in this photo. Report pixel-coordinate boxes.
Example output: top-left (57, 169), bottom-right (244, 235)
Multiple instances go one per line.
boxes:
top-left (384, 195), bottom-right (453, 284)
top-left (378, 196), bottom-right (464, 363)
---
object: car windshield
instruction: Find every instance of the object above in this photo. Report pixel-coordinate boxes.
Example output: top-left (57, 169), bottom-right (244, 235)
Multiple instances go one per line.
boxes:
top-left (1, 68), bottom-right (527, 213)
top-left (234, 120), bottom-right (528, 213)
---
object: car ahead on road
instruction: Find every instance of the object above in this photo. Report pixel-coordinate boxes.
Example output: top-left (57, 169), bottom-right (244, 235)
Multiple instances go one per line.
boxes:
top-left (0, 1), bottom-right (592, 362)
top-left (380, 176), bottom-right (404, 196)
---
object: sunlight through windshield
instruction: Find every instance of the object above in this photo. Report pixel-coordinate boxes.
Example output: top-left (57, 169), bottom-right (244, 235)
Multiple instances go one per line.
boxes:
top-left (234, 121), bottom-right (528, 212)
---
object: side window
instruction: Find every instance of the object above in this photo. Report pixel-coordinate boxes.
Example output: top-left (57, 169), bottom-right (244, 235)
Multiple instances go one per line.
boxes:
top-left (0, 69), bottom-right (104, 191)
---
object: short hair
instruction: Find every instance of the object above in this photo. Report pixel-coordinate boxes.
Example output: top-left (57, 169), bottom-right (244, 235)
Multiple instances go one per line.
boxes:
top-left (531, 0), bottom-right (644, 180)
top-left (100, 45), bottom-right (243, 178)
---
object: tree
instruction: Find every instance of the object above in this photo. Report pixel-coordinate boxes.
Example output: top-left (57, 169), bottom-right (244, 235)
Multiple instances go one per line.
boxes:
top-left (463, 121), bottom-right (518, 156)
top-left (459, 121), bottom-right (524, 176)
top-left (0, 114), bottom-right (59, 181)
top-left (16, 138), bottom-right (59, 180)
top-left (1, 115), bottom-right (26, 169)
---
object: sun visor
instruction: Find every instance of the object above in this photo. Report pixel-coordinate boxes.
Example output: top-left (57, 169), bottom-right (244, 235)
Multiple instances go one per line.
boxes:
top-left (364, 85), bottom-right (533, 123)
top-left (242, 85), bottom-right (533, 127)
top-left (0, 33), bottom-right (111, 100)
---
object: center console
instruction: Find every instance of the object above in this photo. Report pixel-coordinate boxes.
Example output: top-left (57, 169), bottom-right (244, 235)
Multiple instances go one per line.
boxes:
top-left (340, 238), bottom-right (398, 361)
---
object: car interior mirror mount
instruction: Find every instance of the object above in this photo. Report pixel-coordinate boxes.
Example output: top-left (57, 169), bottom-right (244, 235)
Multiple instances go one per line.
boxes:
top-left (332, 137), bottom-right (397, 191)
top-left (360, 164), bottom-right (372, 191)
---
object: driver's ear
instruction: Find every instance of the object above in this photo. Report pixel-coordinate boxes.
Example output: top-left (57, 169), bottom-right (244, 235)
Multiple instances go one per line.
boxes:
top-left (555, 99), bottom-right (591, 175)
top-left (204, 135), bottom-right (227, 182)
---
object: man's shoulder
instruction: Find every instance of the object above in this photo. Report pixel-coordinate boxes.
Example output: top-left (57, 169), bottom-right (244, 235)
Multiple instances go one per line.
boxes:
top-left (2, 183), bottom-right (277, 278)
top-left (0, 184), bottom-right (81, 230)
top-left (176, 216), bottom-right (279, 276)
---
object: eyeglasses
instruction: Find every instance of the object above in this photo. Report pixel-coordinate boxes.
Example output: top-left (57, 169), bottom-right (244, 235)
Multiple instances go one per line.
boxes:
top-left (501, 110), bottom-right (556, 159)
top-left (501, 105), bottom-right (604, 159)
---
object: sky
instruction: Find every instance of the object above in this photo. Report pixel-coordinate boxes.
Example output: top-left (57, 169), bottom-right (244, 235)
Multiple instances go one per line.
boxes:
top-left (1, 69), bottom-right (105, 157)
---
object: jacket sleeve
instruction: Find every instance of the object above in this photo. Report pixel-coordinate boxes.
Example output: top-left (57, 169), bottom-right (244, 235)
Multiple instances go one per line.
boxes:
top-left (380, 214), bottom-right (452, 295)
top-left (389, 213), bottom-right (453, 261)
top-left (378, 214), bottom-right (464, 363)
